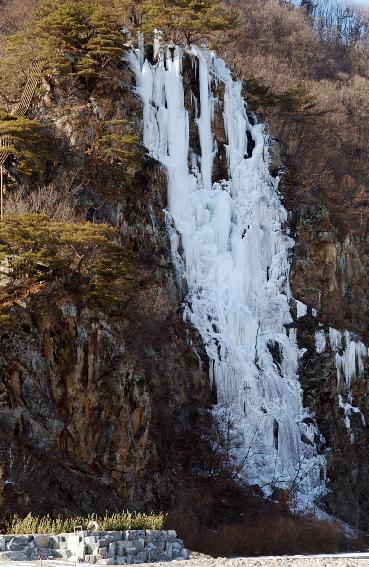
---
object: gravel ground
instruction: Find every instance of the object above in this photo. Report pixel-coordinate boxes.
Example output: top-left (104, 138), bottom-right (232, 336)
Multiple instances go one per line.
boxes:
top-left (3, 556), bottom-right (369, 567)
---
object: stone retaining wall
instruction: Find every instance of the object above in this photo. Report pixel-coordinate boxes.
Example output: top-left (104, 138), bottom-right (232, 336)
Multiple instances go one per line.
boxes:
top-left (0, 530), bottom-right (190, 563)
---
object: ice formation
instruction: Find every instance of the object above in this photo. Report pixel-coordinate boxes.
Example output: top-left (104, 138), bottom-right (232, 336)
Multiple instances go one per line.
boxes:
top-left (315, 330), bottom-right (326, 354)
top-left (328, 328), bottom-right (368, 388)
top-left (295, 300), bottom-right (308, 319)
top-left (130, 42), bottom-right (325, 498)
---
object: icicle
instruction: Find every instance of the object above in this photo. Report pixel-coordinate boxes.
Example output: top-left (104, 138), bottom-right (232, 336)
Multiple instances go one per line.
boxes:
top-left (315, 330), bottom-right (326, 354)
top-left (295, 300), bottom-right (308, 319)
top-left (329, 327), bottom-right (368, 388)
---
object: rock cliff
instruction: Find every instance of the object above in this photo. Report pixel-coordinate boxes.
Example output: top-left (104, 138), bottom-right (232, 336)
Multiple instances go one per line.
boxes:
top-left (0, 58), bottom-right (213, 518)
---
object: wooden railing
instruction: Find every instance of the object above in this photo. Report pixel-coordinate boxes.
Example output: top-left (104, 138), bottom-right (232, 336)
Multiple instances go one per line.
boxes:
top-left (0, 60), bottom-right (43, 218)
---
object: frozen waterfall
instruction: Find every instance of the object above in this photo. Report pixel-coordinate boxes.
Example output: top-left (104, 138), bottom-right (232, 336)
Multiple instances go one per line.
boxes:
top-left (130, 42), bottom-right (325, 502)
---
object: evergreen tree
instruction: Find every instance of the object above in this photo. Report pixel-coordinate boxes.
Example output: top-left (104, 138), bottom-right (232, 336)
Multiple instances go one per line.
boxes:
top-left (99, 119), bottom-right (140, 165)
top-left (0, 111), bottom-right (51, 176)
top-left (76, 6), bottom-right (128, 78)
top-left (138, 0), bottom-right (239, 45)
top-left (0, 214), bottom-right (134, 303)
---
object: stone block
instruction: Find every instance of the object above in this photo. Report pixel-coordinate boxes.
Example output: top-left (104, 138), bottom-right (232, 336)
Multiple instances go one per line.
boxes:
top-left (157, 531), bottom-right (168, 542)
top-left (136, 550), bottom-right (147, 562)
top-left (116, 557), bottom-right (127, 565)
top-left (181, 548), bottom-right (190, 560)
top-left (98, 559), bottom-right (116, 565)
top-left (165, 542), bottom-right (173, 560)
top-left (146, 543), bottom-right (158, 562)
top-left (125, 547), bottom-right (137, 556)
top-left (126, 555), bottom-right (134, 564)
top-left (35, 546), bottom-right (53, 557)
top-left (25, 546), bottom-right (37, 560)
top-left (116, 541), bottom-right (131, 555)
top-left (127, 540), bottom-right (143, 553)
top-left (34, 535), bottom-right (50, 548)
top-left (99, 538), bottom-right (110, 548)
top-left (56, 549), bottom-right (72, 560)
top-left (85, 536), bottom-right (98, 545)
top-left (77, 541), bottom-right (86, 559)
top-left (87, 542), bottom-right (100, 555)
top-left (0, 550), bottom-right (28, 561)
top-left (125, 531), bottom-right (145, 541)
top-left (85, 554), bottom-right (97, 563)
top-left (156, 541), bottom-right (165, 554)
top-left (50, 535), bottom-right (67, 550)
top-left (108, 545), bottom-right (116, 558)
top-left (107, 532), bottom-right (123, 542)
top-left (0, 538), bottom-right (5, 552)
top-left (172, 542), bottom-right (183, 551)
top-left (66, 534), bottom-right (82, 556)
top-left (167, 530), bottom-right (177, 541)
top-left (98, 546), bottom-right (108, 559)
top-left (145, 530), bottom-right (161, 542)
top-left (158, 551), bottom-right (168, 562)
top-left (8, 536), bottom-right (29, 551)
top-left (59, 541), bottom-right (68, 550)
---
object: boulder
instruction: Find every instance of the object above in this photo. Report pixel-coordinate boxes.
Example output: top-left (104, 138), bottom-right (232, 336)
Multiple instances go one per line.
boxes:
top-left (0, 550), bottom-right (28, 561)
top-left (56, 549), bottom-right (72, 560)
top-left (8, 536), bottom-right (29, 551)
top-left (181, 549), bottom-right (190, 560)
top-left (34, 535), bottom-right (50, 548)
top-left (125, 531), bottom-right (145, 541)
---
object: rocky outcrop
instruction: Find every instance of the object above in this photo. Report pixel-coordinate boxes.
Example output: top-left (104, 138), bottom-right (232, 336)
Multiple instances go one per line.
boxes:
top-left (0, 58), bottom-right (213, 518)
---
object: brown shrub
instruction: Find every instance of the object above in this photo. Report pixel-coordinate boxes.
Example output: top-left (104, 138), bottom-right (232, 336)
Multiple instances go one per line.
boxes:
top-left (170, 511), bottom-right (353, 557)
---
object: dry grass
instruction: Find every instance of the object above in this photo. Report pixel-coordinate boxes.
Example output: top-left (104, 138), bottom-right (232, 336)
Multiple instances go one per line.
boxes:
top-left (0, 0), bottom-right (37, 54)
top-left (5, 512), bottom-right (165, 534)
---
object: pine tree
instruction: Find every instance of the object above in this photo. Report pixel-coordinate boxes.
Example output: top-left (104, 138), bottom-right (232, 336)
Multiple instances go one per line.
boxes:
top-left (31, 0), bottom-right (93, 76)
top-left (0, 111), bottom-right (51, 176)
top-left (99, 119), bottom-right (140, 164)
top-left (138, 0), bottom-right (239, 45)
top-left (76, 6), bottom-right (128, 78)
top-left (0, 214), bottom-right (134, 303)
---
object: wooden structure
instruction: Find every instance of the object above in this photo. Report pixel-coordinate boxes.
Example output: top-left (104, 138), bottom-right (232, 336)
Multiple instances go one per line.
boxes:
top-left (0, 60), bottom-right (43, 220)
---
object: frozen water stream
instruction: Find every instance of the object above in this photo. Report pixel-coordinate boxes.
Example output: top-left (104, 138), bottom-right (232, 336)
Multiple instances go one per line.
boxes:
top-left (130, 42), bottom-right (325, 500)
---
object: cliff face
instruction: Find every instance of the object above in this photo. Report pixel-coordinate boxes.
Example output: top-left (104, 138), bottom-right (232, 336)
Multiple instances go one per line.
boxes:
top-left (1, 34), bottom-right (369, 535)
top-left (0, 60), bottom-right (213, 518)
top-left (278, 124), bottom-right (369, 529)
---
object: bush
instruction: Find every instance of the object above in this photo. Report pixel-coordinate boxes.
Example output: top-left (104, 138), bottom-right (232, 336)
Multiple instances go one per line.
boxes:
top-left (171, 513), bottom-right (346, 556)
top-left (4, 184), bottom-right (79, 221)
top-left (5, 512), bottom-right (165, 535)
